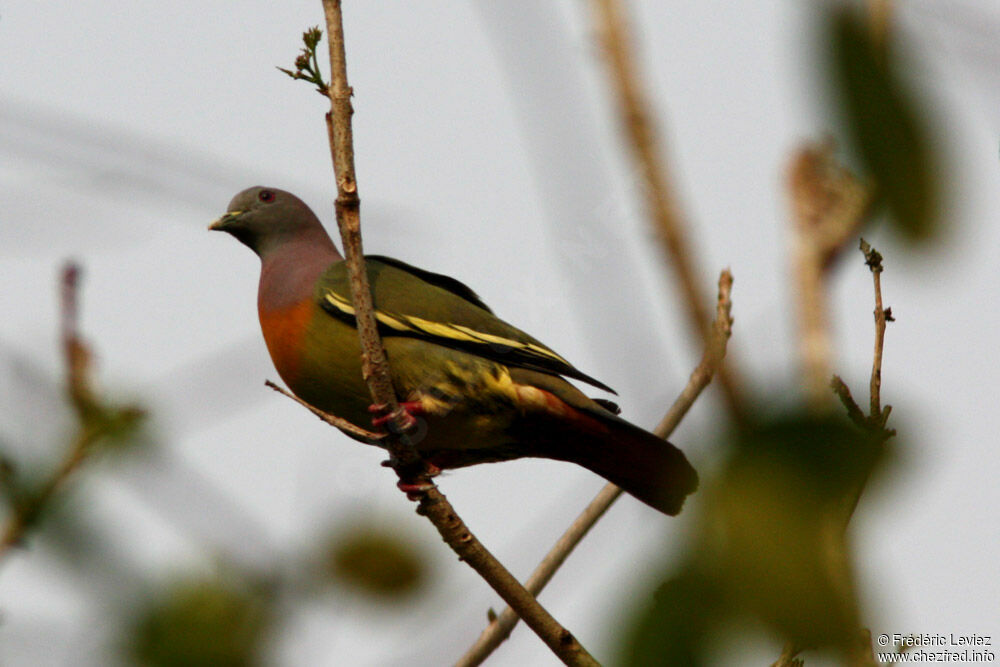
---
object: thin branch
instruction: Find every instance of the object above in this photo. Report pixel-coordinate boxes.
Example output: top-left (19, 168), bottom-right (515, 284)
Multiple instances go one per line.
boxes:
top-left (0, 427), bottom-right (90, 557)
top-left (0, 263), bottom-right (143, 560)
top-left (810, 242), bottom-right (898, 667)
top-left (870, 269), bottom-right (886, 417)
top-left (1, 263), bottom-right (92, 557)
top-left (457, 269), bottom-right (735, 666)
top-left (316, 4), bottom-right (598, 664)
top-left (788, 143), bottom-right (873, 411)
top-left (833, 240), bottom-right (896, 529)
top-left (771, 642), bottom-right (804, 667)
top-left (830, 375), bottom-right (868, 431)
top-left (860, 238), bottom-right (892, 423)
top-left (265, 380), bottom-right (384, 443)
top-left (784, 155), bottom-right (878, 667)
top-left (830, 240), bottom-right (895, 437)
top-left (591, 0), bottom-right (744, 419)
top-left (654, 268), bottom-right (734, 435)
top-left (61, 262), bottom-right (94, 414)
top-left (321, 0), bottom-right (408, 450)
top-left (456, 483), bottom-right (620, 667)
top-left (776, 10), bottom-right (888, 667)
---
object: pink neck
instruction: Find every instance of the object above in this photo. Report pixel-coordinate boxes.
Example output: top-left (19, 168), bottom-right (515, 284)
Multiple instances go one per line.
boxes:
top-left (257, 233), bottom-right (341, 312)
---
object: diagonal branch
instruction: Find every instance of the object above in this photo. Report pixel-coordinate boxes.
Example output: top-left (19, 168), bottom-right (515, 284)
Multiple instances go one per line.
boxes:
top-left (592, 0), bottom-right (744, 419)
top-left (457, 269), bottom-right (734, 666)
top-left (317, 3), bottom-right (598, 664)
top-left (0, 263), bottom-right (143, 561)
top-left (265, 380), bottom-right (384, 443)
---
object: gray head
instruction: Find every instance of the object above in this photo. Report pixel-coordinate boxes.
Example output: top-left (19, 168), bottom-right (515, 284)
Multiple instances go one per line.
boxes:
top-left (209, 186), bottom-right (335, 258)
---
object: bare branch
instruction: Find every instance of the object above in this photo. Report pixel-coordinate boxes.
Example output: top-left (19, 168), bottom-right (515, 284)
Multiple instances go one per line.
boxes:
top-left (859, 238), bottom-right (892, 423)
top-left (831, 240), bottom-right (896, 439)
top-left (457, 269), bottom-right (735, 666)
top-left (456, 484), bottom-right (620, 667)
top-left (318, 4), bottom-right (597, 664)
top-left (320, 0), bottom-right (408, 448)
top-left (654, 268), bottom-right (734, 435)
top-left (0, 263), bottom-right (143, 560)
top-left (591, 0), bottom-right (744, 419)
top-left (830, 375), bottom-right (868, 431)
top-left (788, 143), bottom-right (873, 411)
top-left (265, 380), bottom-right (384, 443)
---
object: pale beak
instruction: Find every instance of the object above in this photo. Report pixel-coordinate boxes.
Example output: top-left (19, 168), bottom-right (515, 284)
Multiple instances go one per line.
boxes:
top-left (208, 210), bottom-right (243, 231)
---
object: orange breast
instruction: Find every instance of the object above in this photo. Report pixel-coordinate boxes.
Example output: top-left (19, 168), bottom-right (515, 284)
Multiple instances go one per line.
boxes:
top-left (258, 297), bottom-right (316, 386)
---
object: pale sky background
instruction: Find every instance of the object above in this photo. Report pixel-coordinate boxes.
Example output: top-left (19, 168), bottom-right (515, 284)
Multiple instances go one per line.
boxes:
top-left (2, 1), bottom-right (999, 665)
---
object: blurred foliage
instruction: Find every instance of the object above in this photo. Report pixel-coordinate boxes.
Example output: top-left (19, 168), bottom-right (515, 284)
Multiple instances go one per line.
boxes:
top-left (619, 27), bottom-right (924, 658)
top-left (624, 567), bottom-right (727, 667)
top-left (80, 404), bottom-right (148, 452)
top-left (0, 398), bottom-right (147, 548)
top-left (0, 360), bottom-right (148, 555)
top-left (621, 411), bottom-right (892, 665)
top-left (114, 524), bottom-right (429, 664)
top-left (321, 524), bottom-right (429, 599)
top-left (0, 266), bottom-right (436, 664)
top-left (823, 5), bottom-right (941, 243)
top-left (124, 576), bottom-right (273, 667)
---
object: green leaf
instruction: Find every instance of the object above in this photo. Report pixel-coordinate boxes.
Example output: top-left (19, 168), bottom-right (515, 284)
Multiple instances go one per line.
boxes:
top-left (620, 567), bottom-right (727, 667)
top-left (618, 410), bottom-right (891, 663)
top-left (825, 6), bottom-right (940, 242)
top-left (711, 413), bottom-right (887, 651)
top-left (322, 526), bottom-right (428, 599)
top-left (125, 577), bottom-right (272, 667)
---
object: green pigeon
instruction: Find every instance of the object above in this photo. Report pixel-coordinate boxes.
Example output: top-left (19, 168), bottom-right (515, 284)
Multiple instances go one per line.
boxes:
top-left (210, 186), bottom-right (697, 514)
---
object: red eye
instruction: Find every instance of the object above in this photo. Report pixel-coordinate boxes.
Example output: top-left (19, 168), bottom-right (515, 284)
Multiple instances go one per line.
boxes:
top-left (258, 190), bottom-right (275, 203)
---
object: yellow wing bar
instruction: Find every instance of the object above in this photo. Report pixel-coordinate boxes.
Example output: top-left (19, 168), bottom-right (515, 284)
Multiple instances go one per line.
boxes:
top-left (322, 291), bottom-right (574, 370)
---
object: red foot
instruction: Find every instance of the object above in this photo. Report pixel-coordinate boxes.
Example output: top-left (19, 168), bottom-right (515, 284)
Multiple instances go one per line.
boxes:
top-left (397, 478), bottom-right (437, 500)
top-left (368, 401), bottom-right (424, 432)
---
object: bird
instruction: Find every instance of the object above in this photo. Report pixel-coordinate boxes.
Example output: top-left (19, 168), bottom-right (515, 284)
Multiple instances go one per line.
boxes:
top-left (210, 186), bottom-right (697, 514)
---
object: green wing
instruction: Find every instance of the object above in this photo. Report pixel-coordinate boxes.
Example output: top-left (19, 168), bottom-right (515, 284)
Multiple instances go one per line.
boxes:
top-left (364, 255), bottom-right (494, 313)
top-left (317, 256), bottom-right (616, 394)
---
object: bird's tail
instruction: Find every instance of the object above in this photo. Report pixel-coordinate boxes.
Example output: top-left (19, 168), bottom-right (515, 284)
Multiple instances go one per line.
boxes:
top-left (519, 405), bottom-right (699, 515)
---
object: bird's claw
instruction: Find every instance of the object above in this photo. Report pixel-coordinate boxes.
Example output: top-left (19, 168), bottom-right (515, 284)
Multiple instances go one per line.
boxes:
top-left (396, 478), bottom-right (436, 500)
top-left (369, 401), bottom-right (423, 432)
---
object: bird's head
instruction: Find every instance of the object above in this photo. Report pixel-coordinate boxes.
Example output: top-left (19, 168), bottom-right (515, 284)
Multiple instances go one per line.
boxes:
top-left (209, 186), bottom-right (329, 257)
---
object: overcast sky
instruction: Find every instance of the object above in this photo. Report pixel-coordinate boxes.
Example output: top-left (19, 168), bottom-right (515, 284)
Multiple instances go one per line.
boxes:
top-left (2, 1), bottom-right (999, 664)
